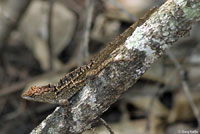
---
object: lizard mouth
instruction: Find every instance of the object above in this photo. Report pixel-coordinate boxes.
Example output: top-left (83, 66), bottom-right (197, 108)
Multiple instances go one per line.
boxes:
top-left (21, 95), bottom-right (35, 101)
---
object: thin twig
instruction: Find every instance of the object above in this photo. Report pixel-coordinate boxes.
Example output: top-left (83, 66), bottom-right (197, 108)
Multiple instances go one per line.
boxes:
top-left (145, 91), bottom-right (157, 134)
top-left (167, 50), bottom-right (200, 130)
top-left (47, 0), bottom-right (54, 70)
top-left (99, 117), bottom-right (114, 134)
top-left (145, 85), bottom-right (165, 134)
top-left (78, 0), bottom-right (94, 65)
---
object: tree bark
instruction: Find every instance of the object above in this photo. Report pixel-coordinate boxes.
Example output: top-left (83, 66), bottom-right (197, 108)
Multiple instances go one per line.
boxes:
top-left (30, 0), bottom-right (200, 133)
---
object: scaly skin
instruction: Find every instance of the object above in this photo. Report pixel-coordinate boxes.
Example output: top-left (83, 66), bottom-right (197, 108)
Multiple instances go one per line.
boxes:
top-left (21, 7), bottom-right (157, 105)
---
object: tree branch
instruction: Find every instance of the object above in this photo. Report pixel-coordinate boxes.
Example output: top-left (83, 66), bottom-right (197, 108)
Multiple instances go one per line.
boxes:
top-left (30, 0), bottom-right (200, 133)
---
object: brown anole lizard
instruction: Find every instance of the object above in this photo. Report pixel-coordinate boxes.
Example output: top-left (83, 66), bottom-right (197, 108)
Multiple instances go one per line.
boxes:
top-left (21, 7), bottom-right (157, 106)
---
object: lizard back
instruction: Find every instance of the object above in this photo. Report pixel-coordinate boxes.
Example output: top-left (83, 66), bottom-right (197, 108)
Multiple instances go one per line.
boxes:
top-left (21, 7), bottom-right (157, 104)
top-left (55, 7), bottom-right (157, 100)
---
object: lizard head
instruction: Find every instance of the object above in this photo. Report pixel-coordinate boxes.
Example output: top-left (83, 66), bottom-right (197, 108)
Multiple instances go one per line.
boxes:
top-left (21, 84), bottom-right (59, 104)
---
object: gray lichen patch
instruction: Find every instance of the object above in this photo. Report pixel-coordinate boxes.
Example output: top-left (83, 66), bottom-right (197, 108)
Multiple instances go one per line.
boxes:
top-left (124, 0), bottom-right (193, 67)
top-left (174, 0), bottom-right (200, 21)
